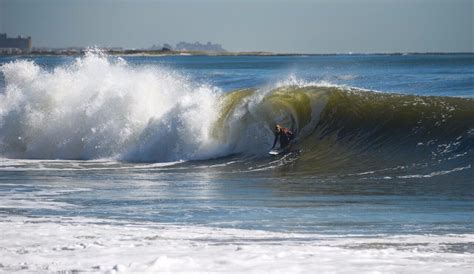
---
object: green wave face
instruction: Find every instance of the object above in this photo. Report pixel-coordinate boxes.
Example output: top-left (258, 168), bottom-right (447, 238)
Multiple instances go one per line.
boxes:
top-left (212, 86), bottom-right (330, 154)
top-left (302, 89), bottom-right (473, 173)
top-left (213, 86), bottom-right (473, 175)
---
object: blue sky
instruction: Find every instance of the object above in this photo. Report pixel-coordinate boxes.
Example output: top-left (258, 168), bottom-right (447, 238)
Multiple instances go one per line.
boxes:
top-left (1, 0), bottom-right (472, 53)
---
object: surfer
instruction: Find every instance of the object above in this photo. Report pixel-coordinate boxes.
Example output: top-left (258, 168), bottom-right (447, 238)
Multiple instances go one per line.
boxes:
top-left (271, 124), bottom-right (295, 150)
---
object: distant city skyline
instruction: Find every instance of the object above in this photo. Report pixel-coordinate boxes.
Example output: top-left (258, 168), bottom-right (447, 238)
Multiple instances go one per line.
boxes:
top-left (1, 0), bottom-right (472, 53)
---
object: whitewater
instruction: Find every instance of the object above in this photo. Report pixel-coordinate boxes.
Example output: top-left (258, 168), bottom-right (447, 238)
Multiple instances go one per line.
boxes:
top-left (0, 52), bottom-right (473, 273)
top-left (0, 51), bottom-right (228, 161)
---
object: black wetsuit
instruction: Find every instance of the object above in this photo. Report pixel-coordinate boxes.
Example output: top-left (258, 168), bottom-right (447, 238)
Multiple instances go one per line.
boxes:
top-left (272, 128), bottom-right (294, 149)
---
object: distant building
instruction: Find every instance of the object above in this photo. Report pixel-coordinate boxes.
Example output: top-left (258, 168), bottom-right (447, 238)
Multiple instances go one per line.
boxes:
top-left (162, 43), bottom-right (173, 51)
top-left (175, 41), bottom-right (226, 52)
top-left (0, 33), bottom-right (32, 52)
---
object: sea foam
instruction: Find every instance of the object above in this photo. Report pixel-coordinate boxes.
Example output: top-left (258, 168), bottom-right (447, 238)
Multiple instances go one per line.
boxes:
top-left (1, 215), bottom-right (472, 273)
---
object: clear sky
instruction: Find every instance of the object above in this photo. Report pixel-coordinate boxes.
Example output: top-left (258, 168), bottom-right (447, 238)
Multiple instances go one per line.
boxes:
top-left (1, 0), bottom-right (472, 53)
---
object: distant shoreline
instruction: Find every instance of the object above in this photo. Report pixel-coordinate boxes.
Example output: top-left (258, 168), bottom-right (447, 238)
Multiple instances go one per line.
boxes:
top-left (1, 49), bottom-right (473, 57)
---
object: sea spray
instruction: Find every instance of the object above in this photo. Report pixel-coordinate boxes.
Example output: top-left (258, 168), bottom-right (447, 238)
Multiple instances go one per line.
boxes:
top-left (0, 51), bottom-right (226, 161)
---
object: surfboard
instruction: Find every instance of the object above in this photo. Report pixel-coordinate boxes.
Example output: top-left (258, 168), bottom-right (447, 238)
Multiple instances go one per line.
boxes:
top-left (269, 147), bottom-right (289, 155)
top-left (269, 149), bottom-right (280, 155)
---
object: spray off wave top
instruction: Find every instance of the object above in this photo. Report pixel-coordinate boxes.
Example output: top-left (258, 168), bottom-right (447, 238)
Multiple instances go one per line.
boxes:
top-left (0, 51), bottom-right (228, 161)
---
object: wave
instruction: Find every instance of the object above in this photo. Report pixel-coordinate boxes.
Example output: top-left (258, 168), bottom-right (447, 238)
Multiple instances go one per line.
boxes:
top-left (213, 86), bottom-right (473, 176)
top-left (1, 52), bottom-right (473, 176)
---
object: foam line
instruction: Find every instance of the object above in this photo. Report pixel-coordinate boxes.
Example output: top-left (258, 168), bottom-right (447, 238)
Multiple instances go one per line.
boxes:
top-left (1, 215), bottom-right (472, 273)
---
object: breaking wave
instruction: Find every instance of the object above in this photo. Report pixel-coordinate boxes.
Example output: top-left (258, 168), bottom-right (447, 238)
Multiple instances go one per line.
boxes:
top-left (0, 52), bottom-right (223, 161)
top-left (0, 52), bottom-right (473, 176)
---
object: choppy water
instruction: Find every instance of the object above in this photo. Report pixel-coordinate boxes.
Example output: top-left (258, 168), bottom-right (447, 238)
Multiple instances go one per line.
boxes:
top-left (0, 52), bottom-right (473, 272)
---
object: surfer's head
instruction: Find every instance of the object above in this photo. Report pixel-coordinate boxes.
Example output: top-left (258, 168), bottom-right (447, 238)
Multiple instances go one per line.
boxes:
top-left (275, 124), bottom-right (281, 133)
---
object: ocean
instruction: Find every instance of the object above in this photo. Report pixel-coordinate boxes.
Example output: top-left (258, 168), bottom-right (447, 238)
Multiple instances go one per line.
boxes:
top-left (0, 52), bottom-right (473, 272)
